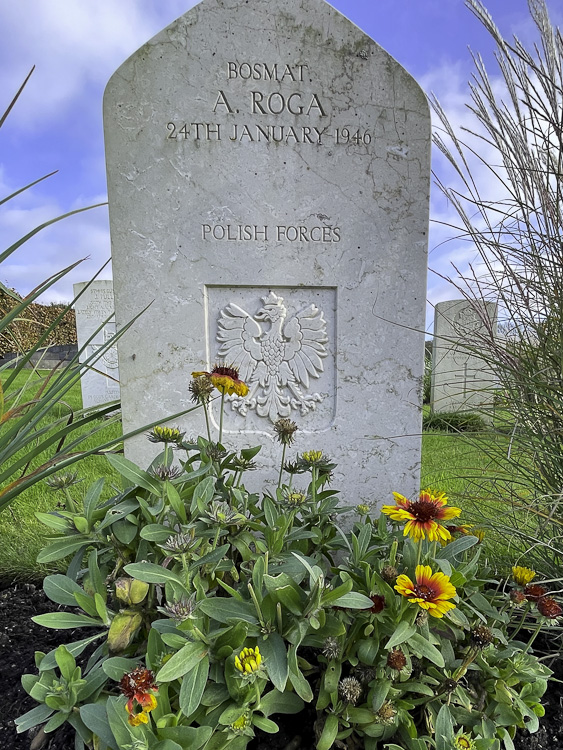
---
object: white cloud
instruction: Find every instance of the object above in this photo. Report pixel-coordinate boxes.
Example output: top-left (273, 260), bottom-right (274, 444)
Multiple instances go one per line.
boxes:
top-left (0, 1), bottom-right (195, 129)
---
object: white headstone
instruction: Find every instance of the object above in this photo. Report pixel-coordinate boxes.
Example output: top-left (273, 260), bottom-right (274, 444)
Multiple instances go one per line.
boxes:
top-left (104, 0), bottom-right (431, 507)
top-left (73, 281), bottom-right (120, 408)
top-left (431, 300), bottom-right (497, 414)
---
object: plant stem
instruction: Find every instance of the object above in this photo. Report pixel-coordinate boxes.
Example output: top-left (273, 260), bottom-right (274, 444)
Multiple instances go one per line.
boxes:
top-left (218, 392), bottom-right (225, 444)
top-left (278, 443), bottom-right (287, 488)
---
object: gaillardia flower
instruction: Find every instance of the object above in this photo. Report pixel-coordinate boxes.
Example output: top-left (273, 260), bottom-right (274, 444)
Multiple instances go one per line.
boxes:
top-left (512, 566), bottom-right (536, 586)
top-left (234, 646), bottom-right (262, 675)
top-left (382, 490), bottom-right (461, 542)
top-left (395, 565), bottom-right (457, 618)
top-left (119, 666), bottom-right (158, 726)
top-left (192, 364), bottom-right (249, 397)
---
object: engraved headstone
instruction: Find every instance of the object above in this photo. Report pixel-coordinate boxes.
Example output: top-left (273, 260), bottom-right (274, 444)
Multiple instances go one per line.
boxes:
top-left (73, 281), bottom-right (120, 408)
top-left (431, 299), bottom-right (497, 414)
top-left (104, 0), bottom-right (431, 508)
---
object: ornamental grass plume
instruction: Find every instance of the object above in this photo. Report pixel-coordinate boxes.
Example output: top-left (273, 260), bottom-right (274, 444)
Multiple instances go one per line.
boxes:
top-left (382, 490), bottom-right (461, 543)
top-left (395, 564), bottom-right (457, 618)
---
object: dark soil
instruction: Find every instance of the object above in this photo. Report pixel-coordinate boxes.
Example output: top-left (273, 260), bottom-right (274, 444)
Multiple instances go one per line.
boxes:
top-left (2, 580), bottom-right (562, 750)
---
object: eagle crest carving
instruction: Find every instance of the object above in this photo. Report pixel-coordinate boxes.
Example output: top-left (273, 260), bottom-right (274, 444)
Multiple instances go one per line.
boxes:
top-left (217, 291), bottom-right (328, 422)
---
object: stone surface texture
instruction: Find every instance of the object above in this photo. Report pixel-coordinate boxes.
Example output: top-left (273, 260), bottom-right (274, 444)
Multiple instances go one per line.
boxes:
top-left (431, 299), bottom-right (497, 414)
top-left (104, 0), bottom-right (431, 508)
top-left (73, 281), bottom-right (120, 408)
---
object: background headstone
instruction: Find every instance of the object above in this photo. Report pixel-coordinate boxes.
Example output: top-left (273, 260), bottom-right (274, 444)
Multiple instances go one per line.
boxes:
top-left (73, 281), bottom-right (120, 408)
top-left (431, 299), bottom-right (497, 414)
top-left (104, 0), bottom-right (431, 508)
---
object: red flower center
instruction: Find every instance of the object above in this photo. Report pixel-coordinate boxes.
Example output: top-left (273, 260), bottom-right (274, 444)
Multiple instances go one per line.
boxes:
top-left (407, 499), bottom-right (440, 522)
top-left (413, 583), bottom-right (434, 600)
top-left (212, 365), bottom-right (240, 380)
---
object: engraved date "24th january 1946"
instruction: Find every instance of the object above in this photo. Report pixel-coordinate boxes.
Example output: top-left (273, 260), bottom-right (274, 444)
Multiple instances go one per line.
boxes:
top-left (166, 122), bottom-right (371, 145)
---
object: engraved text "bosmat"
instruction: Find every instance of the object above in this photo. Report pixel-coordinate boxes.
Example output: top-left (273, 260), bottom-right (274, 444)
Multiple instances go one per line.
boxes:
top-left (227, 62), bottom-right (308, 82)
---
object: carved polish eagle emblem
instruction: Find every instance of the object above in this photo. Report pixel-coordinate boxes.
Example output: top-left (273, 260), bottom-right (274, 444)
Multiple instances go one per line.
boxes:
top-left (216, 291), bottom-right (328, 422)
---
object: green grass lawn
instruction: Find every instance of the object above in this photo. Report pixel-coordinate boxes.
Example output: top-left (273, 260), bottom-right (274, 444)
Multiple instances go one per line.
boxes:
top-left (0, 369), bottom-right (123, 578)
top-left (0, 372), bottom-right (519, 579)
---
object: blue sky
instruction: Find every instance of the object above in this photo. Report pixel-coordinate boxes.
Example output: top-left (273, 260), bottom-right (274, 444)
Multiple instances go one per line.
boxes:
top-left (0, 0), bottom-right (557, 331)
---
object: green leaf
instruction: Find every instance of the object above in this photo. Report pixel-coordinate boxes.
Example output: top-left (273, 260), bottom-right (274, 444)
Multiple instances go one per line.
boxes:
top-left (166, 481), bottom-right (187, 523)
top-left (124, 562), bottom-right (188, 590)
top-left (408, 633), bottom-right (445, 667)
top-left (152, 741), bottom-right (183, 750)
top-left (259, 633), bottom-right (288, 692)
top-left (106, 696), bottom-right (141, 748)
top-left (435, 535), bottom-right (478, 561)
top-left (106, 453), bottom-right (162, 494)
top-left (43, 711), bottom-right (69, 734)
top-left (372, 679), bottom-right (391, 712)
top-left (43, 574), bottom-right (86, 606)
top-left (32, 612), bottom-right (103, 629)
top-left (83, 478), bottom-right (105, 524)
top-left (80, 702), bottom-right (118, 750)
top-left (14, 704), bottom-right (54, 733)
top-left (157, 727), bottom-right (213, 750)
top-left (385, 621), bottom-right (417, 650)
top-left (179, 655), bottom-right (209, 718)
top-left (259, 688), bottom-right (304, 717)
top-left (330, 591), bottom-right (375, 609)
top-left (36, 537), bottom-right (88, 564)
top-left (39, 633), bottom-right (104, 671)
top-left (156, 642), bottom-right (208, 682)
top-left (317, 713), bottom-right (339, 750)
top-left (102, 657), bottom-right (140, 681)
top-left (288, 646), bottom-right (313, 703)
top-left (54, 645), bottom-right (76, 682)
top-left (140, 524), bottom-right (175, 542)
top-left (252, 716), bottom-right (278, 734)
top-left (193, 476), bottom-right (216, 511)
top-left (35, 512), bottom-right (71, 532)
top-left (263, 573), bottom-right (304, 615)
top-left (435, 705), bottom-right (455, 750)
top-left (198, 598), bottom-right (259, 625)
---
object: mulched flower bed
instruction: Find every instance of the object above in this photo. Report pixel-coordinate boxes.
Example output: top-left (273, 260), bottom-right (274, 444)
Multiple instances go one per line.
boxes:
top-left (2, 579), bottom-right (562, 750)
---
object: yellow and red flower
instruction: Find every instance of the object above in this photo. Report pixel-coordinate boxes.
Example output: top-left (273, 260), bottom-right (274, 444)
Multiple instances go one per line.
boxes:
top-left (119, 666), bottom-right (158, 726)
top-left (382, 490), bottom-right (461, 542)
top-left (395, 564), bottom-right (457, 618)
top-left (192, 364), bottom-right (248, 397)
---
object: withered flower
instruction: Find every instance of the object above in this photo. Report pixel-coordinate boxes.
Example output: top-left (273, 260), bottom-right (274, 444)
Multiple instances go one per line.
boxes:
top-left (537, 597), bottom-right (563, 619)
top-left (338, 676), bottom-right (363, 704)
top-left (273, 417), bottom-right (298, 446)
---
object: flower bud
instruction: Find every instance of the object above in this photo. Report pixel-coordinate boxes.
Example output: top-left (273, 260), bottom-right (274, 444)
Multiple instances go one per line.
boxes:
top-left (108, 610), bottom-right (143, 652)
top-left (115, 577), bottom-right (150, 605)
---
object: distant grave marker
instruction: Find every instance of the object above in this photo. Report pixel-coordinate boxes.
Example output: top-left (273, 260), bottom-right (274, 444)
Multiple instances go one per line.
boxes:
top-left (73, 281), bottom-right (120, 408)
top-left (431, 300), bottom-right (497, 414)
top-left (104, 0), bottom-right (431, 507)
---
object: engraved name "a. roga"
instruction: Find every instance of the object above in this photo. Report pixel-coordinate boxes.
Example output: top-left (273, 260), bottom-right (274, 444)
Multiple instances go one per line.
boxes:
top-left (213, 91), bottom-right (326, 117)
